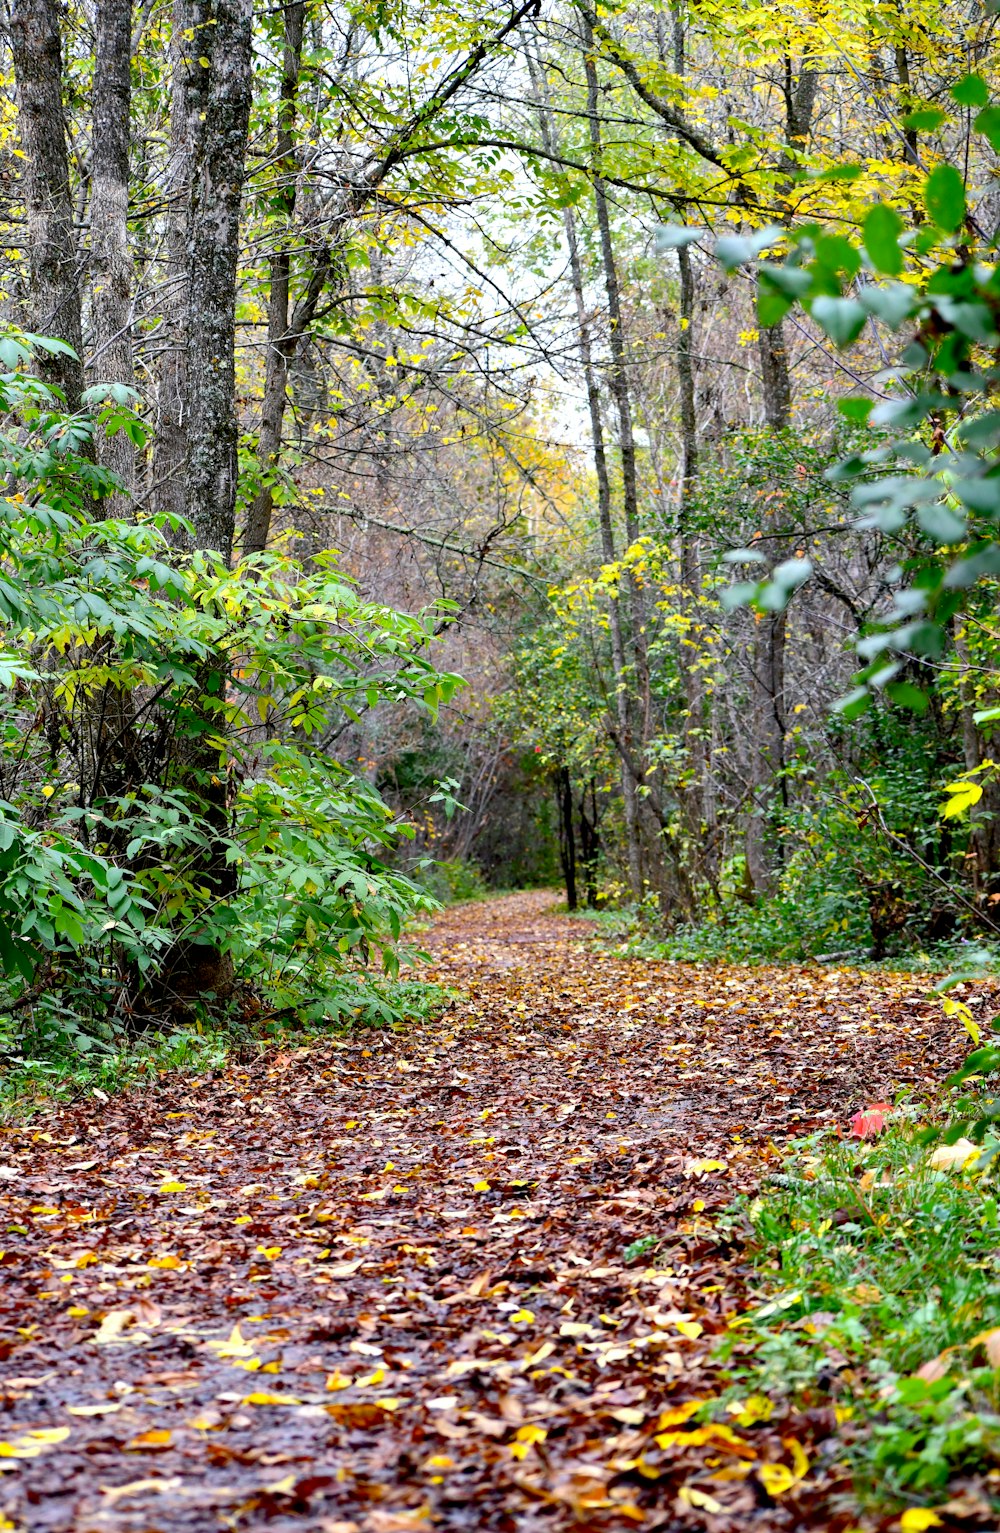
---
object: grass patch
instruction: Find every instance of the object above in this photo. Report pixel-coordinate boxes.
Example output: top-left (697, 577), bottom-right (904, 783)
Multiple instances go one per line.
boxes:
top-left (715, 1111), bottom-right (1000, 1520)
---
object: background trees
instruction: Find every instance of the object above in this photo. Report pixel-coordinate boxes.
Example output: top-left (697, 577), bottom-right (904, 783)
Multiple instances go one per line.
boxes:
top-left (1, 0), bottom-right (999, 1019)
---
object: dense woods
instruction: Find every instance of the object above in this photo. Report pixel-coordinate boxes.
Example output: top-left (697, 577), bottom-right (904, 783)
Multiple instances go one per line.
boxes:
top-left (0, 0), bottom-right (999, 1041)
top-left (9, 6), bottom-right (1000, 1526)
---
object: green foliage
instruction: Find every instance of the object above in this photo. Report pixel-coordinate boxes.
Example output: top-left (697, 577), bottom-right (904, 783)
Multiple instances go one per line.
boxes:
top-left (720, 1116), bottom-right (1000, 1515)
top-left (411, 856), bottom-right (489, 905)
top-left (0, 347), bottom-right (463, 1081)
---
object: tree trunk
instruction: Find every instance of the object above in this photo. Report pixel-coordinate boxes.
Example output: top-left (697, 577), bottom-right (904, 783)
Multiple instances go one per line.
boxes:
top-left (241, 0), bottom-right (306, 558)
top-left (675, 241), bottom-right (717, 887)
top-left (9, 0), bottom-right (84, 408)
top-left (744, 57), bottom-right (816, 892)
top-left (582, 20), bottom-right (652, 745)
top-left (525, 42), bottom-right (642, 899)
top-left (152, 0), bottom-right (199, 533)
top-left (558, 767), bottom-right (578, 911)
top-left (184, 0), bottom-right (253, 562)
top-left (89, 0), bottom-right (136, 499)
top-left (155, 0), bottom-right (253, 1007)
top-left (956, 630), bottom-right (1000, 904)
top-left (745, 611), bottom-right (788, 893)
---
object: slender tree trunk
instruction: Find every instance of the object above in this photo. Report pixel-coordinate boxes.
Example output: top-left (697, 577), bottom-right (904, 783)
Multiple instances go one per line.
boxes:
top-left (185, 0), bottom-right (253, 561)
top-left (153, 0), bottom-right (199, 532)
top-left (956, 630), bottom-right (1000, 903)
top-left (90, 0), bottom-right (136, 498)
top-left (582, 19), bottom-right (651, 742)
top-left (9, 0), bottom-right (84, 408)
top-left (744, 58), bottom-right (816, 892)
top-left (525, 43), bottom-right (641, 898)
top-left (675, 242), bottom-right (717, 886)
top-left (155, 0), bottom-right (253, 1007)
top-left (241, 0), bottom-right (306, 558)
top-left (558, 767), bottom-right (578, 911)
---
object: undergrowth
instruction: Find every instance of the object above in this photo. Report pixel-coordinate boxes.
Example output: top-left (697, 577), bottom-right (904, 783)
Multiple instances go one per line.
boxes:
top-left (717, 1110), bottom-right (1000, 1521)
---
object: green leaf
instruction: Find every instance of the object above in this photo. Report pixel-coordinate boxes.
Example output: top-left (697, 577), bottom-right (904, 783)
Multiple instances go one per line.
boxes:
top-left (859, 284), bottom-right (914, 329)
top-left (917, 503), bottom-right (967, 543)
top-left (715, 225), bottom-right (783, 271)
top-left (975, 106), bottom-right (1000, 152)
top-left (837, 396), bottom-right (873, 423)
top-left (834, 686), bottom-right (873, 720)
top-left (924, 164), bottom-right (966, 233)
top-left (863, 203), bottom-right (904, 275)
top-left (952, 73), bottom-right (989, 108)
top-left (655, 225), bottom-right (701, 252)
top-left (885, 681), bottom-right (929, 713)
top-left (901, 107), bottom-right (948, 132)
top-left (810, 296), bottom-right (866, 345)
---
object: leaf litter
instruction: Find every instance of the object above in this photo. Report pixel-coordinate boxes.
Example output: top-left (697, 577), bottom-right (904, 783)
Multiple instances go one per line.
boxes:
top-left (0, 891), bottom-right (973, 1531)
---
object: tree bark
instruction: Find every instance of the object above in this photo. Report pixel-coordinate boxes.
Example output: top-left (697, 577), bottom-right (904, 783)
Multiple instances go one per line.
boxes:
top-left (9, 0), bottom-right (84, 408)
top-left (558, 766), bottom-right (578, 911)
top-left (582, 20), bottom-right (651, 744)
top-left (525, 42), bottom-right (642, 899)
top-left (89, 0), bottom-right (136, 498)
top-left (241, 0), bottom-right (306, 558)
top-left (744, 56), bottom-right (817, 891)
top-left (184, 0), bottom-right (253, 562)
top-left (152, 0), bottom-right (199, 533)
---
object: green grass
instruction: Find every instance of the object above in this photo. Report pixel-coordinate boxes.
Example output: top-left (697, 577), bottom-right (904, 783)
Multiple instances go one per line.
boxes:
top-left (714, 1111), bottom-right (1000, 1518)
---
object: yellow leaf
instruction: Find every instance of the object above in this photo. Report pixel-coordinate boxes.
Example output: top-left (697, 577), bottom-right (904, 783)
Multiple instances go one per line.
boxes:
top-left (657, 1400), bottom-right (705, 1428)
top-left (473, 1180), bottom-right (490, 1192)
top-left (206, 1324), bottom-right (255, 1359)
top-left (510, 1424), bottom-right (547, 1460)
top-left (758, 1463), bottom-right (796, 1497)
top-left (685, 1159), bottom-right (728, 1177)
top-left (356, 1367), bottom-right (386, 1388)
top-left (674, 1320), bottom-right (703, 1340)
top-left (0, 1427), bottom-right (70, 1459)
top-left (510, 1308), bottom-right (534, 1324)
top-left (656, 1424), bottom-right (755, 1458)
top-left (127, 1429), bottom-right (172, 1450)
top-left (678, 1487), bottom-right (724, 1515)
top-left (784, 1437), bottom-right (810, 1479)
top-left (900, 1513), bottom-right (944, 1531)
top-left (256, 1245), bottom-right (281, 1260)
top-left (942, 781), bottom-right (983, 819)
top-left (241, 1392), bottom-right (303, 1406)
top-left (91, 1308), bottom-right (134, 1345)
top-left (158, 1181), bottom-right (186, 1194)
top-left (147, 1255), bottom-right (182, 1270)
top-left (941, 996), bottom-right (980, 1045)
top-left (929, 1137), bottom-right (979, 1173)
top-left (326, 1370), bottom-right (352, 1391)
top-left (375, 1397), bottom-right (401, 1411)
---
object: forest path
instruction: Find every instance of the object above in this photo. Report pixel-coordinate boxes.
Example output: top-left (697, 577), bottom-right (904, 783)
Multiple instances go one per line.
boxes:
top-left (0, 891), bottom-right (964, 1532)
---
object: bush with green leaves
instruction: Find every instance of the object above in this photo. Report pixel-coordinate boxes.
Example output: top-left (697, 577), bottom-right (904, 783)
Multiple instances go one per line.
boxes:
top-left (0, 334), bottom-right (463, 1062)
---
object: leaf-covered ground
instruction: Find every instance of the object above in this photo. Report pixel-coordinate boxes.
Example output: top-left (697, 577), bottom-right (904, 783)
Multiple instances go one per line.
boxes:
top-left (0, 892), bottom-right (971, 1531)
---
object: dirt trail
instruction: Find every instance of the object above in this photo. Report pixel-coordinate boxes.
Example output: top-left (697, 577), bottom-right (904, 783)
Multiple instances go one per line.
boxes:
top-left (0, 891), bottom-right (968, 1531)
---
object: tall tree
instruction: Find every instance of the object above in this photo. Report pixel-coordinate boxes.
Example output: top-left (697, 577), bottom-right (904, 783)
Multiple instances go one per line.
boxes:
top-left (89, 0), bottom-right (136, 497)
top-left (8, 0), bottom-right (84, 407)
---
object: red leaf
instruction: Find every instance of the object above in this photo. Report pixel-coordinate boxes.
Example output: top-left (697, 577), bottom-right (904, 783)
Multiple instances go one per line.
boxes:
top-left (848, 1102), bottom-right (893, 1139)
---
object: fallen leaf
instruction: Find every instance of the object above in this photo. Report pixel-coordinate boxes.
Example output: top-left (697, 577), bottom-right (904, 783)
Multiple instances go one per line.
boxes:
top-left (848, 1102), bottom-right (893, 1139)
top-left (929, 1138), bottom-right (979, 1172)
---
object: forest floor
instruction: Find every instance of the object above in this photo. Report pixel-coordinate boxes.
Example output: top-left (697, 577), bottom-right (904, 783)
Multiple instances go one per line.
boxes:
top-left (0, 890), bottom-right (971, 1532)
